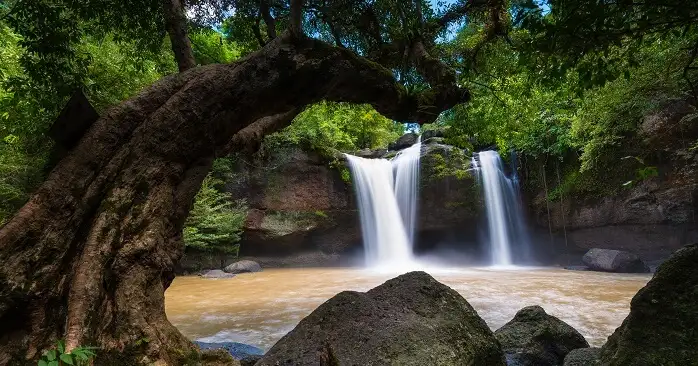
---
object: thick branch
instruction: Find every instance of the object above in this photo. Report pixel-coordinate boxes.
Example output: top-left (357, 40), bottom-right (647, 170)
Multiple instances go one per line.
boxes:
top-left (253, 16), bottom-right (266, 46)
top-left (290, 0), bottom-right (304, 36)
top-left (162, 0), bottom-right (196, 72)
top-left (226, 109), bottom-right (300, 153)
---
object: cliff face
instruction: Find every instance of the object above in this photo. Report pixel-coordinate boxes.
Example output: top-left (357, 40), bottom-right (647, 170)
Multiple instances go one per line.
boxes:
top-left (227, 145), bottom-right (360, 259)
top-left (211, 137), bottom-right (480, 265)
top-left (530, 99), bottom-right (698, 261)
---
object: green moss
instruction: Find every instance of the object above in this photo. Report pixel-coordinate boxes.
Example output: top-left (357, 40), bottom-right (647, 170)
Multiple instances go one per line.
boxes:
top-left (261, 210), bottom-right (331, 237)
top-left (423, 147), bottom-right (472, 182)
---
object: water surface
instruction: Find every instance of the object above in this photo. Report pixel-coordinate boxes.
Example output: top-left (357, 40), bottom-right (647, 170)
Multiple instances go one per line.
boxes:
top-left (165, 267), bottom-right (649, 351)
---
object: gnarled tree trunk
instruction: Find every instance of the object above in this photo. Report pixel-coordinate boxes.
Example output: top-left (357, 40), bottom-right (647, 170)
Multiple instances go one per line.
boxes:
top-left (0, 32), bottom-right (467, 366)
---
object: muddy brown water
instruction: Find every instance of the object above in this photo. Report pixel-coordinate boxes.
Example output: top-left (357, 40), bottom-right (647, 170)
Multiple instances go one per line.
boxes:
top-left (165, 267), bottom-right (650, 351)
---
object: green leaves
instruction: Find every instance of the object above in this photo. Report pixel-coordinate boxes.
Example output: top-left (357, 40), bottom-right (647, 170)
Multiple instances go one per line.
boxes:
top-left (184, 173), bottom-right (248, 254)
top-left (59, 354), bottom-right (74, 365)
top-left (267, 102), bottom-right (403, 154)
top-left (37, 340), bottom-right (97, 366)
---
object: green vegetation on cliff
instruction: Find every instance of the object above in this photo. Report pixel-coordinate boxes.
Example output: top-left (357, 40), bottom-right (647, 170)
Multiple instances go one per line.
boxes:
top-left (433, 2), bottom-right (698, 200)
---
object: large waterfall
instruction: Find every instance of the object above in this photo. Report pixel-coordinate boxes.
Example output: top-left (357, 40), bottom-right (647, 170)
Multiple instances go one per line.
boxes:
top-left (474, 150), bottom-right (529, 266)
top-left (345, 138), bottom-right (421, 267)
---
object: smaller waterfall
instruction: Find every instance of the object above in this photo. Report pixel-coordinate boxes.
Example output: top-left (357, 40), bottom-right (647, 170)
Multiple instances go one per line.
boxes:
top-left (475, 150), bottom-right (530, 266)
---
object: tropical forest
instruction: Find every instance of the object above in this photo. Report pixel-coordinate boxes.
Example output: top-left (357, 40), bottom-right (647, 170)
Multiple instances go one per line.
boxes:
top-left (0, 0), bottom-right (696, 365)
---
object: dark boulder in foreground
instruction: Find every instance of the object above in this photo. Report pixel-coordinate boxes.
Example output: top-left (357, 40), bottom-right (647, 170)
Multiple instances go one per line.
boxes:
top-left (600, 244), bottom-right (698, 365)
top-left (257, 271), bottom-right (506, 366)
top-left (388, 132), bottom-right (418, 151)
top-left (200, 269), bottom-right (236, 279)
top-left (582, 248), bottom-right (650, 273)
top-left (563, 348), bottom-right (601, 366)
top-left (195, 341), bottom-right (264, 360)
top-left (223, 260), bottom-right (262, 274)
top-left (495, 305), bottom-right (589, 366)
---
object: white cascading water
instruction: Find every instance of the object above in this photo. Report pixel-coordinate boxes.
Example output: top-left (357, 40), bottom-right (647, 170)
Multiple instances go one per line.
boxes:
top-left (393, 137), bottom-right (422, 245)
top-left (345, 137), bottom-right (422, 267)
top-left (474, 150), bottom-right (529, 266)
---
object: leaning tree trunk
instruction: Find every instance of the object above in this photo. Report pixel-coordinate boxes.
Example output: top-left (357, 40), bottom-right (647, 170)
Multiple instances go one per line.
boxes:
top-left (0, 32), bottom-right (466, 366)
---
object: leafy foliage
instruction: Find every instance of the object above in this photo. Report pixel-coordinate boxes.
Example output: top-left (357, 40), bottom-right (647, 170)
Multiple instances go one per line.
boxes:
top-left (37, 340), bottom-right (97, 366)
top-left (439, 11), bottom-right (697, 199)
top-left (265, 101), bottom-right (404, 154)
top-left (183, 173), bottom-right (248, 254)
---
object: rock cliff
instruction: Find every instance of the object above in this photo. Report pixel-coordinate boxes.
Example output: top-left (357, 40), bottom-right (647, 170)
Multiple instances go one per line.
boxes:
top-left (529, 99), bottom-right (698, 261)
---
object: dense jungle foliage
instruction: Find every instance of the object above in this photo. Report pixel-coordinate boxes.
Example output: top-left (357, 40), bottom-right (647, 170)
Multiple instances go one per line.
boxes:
top-left (1, 0), bottom-right (697, 248)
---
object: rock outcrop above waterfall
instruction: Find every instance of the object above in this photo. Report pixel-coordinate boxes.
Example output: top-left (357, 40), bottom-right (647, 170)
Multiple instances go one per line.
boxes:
top-left (494, 305), bottom-right (589, 366)
top-left (599, 244), bottom-right (698, 365)
top-left (388, 132), bottom-right (418, 150)
top-left (581, 248), bottom-right (650, 273)
top-left (257, 271), bottom-right (506, 366)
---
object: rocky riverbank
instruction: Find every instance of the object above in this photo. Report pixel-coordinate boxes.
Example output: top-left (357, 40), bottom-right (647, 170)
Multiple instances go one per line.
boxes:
top-left (194, 243), bottom-right (697, 365)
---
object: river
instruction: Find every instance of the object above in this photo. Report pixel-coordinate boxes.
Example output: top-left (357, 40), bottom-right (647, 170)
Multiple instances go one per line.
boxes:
top-left (165, 267), bottom-right (649, 351)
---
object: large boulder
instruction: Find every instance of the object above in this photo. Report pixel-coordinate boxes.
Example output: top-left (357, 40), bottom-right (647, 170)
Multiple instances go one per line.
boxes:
top-left (200, 269), bottom-right (235, 279)
top-left (224, 260), bottom-right (262, 274)
top-left (257, 271), bottom-right (506, 366)
top-left (495, 305), bottom-right (589, 366)
top-left (563, 348), bottom-right (600, 366)
top-left (388, 132), bottom-right (418, 151)
top-left (582, 248), bottom-right (650, 273)
top-left (600, 244), bottom-right (698, 365)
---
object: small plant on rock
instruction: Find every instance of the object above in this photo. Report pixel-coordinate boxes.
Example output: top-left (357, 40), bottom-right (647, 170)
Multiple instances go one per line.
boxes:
top-left (37, 340), bottom-right (97, 366)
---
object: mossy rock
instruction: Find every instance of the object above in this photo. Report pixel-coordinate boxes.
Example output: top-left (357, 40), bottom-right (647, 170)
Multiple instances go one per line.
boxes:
top-left (599, 244), bottom-right (698, 366)
top-left (257, 271), bottom-right (505, 366)
top-left (563, 348), bottom-right (601, 366)
top-left (495, 305), bottom-right (589, 366)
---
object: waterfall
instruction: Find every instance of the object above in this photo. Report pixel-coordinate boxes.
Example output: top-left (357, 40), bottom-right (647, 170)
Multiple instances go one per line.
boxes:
top-left (475, 150), bottom-right (530, 266)
top-left (393, 137), bottom-right (422, 245)
top-left (345, 138), bottom-right (421, 267)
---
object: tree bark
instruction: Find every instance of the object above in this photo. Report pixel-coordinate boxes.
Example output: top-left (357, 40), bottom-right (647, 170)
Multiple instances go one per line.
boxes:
top-left (162, 0), bottom-right (197, 72)
top-left (0, 32), bottom-right (467, 366)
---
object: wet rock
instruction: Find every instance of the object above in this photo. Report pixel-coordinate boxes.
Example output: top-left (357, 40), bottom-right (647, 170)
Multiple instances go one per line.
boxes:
top-left (200, 269), bottom-right (235, 279)
top-left (353, 148), bottom-right (387, 159)
top-left (600, 244), bottom-right (698, 365)
top-left (195, 341), bottom-right (264, 360)
top-left (423, 136), bottom-right (446, 145)
top-left (422, 128), bottom-right (446, 140)
top-left (563, 348), bottom-right (601, 366)
top-left (495, 305), bottom-right (589, 366)
top-left (257, 271), bottom-right (505, 366)
top-left (582, 248), bottom-right (650, 273)
top-left (224, 260), bottom-right (262, 274)
top-left (388, 132), bottom-right (418, 151)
